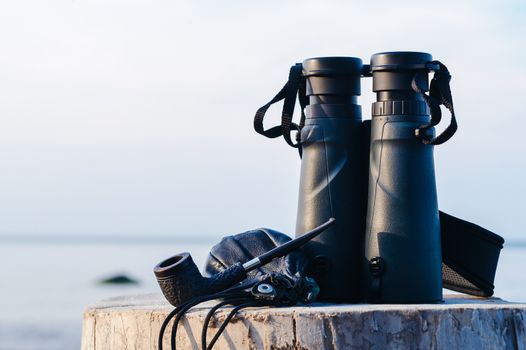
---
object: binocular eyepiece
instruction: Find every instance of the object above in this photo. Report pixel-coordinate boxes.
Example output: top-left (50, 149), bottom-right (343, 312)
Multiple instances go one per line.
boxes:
top-left (370, 52), bottom-right (433, 115)
top-left (303, 56), bottom-right (362, 107)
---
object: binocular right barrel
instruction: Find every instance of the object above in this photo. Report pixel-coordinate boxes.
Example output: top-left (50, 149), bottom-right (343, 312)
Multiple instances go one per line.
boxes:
top-left (364, 52), bottom-right (442, 303)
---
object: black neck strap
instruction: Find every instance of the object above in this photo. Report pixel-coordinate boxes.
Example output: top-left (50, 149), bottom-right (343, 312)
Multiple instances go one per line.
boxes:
top-left (253, 63), bottom-right (307, 149)
top-left (255, 60), bottom-right (457, 147)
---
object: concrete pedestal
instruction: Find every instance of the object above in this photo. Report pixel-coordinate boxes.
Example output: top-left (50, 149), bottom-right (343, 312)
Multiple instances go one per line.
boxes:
top-left (81, 293), bottom-right (526, 350)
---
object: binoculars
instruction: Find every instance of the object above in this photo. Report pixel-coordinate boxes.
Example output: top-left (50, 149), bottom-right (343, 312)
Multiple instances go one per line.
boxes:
top-left (255, 51), bottom-right (503, 303)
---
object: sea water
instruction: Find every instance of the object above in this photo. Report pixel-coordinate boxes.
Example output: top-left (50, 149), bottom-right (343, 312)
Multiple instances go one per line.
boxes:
top-left (0, 239), bottom-right (524, 350)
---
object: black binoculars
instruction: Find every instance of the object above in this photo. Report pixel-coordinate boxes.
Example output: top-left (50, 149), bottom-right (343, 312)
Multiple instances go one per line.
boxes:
top-left (255, 51), bottom-right (504, 304)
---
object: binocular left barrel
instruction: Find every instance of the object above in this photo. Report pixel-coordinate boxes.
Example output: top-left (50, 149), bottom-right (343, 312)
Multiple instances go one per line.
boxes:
top-left (295, 57), bottom-right (368, 302)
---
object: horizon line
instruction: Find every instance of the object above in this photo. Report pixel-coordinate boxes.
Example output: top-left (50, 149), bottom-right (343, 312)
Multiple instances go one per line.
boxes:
top-left (0, 233), bottom-right (523, 247)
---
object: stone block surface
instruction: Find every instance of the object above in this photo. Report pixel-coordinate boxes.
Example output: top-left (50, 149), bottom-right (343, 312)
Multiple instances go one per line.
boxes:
top-left (81, 294), bottom-right (526, 350)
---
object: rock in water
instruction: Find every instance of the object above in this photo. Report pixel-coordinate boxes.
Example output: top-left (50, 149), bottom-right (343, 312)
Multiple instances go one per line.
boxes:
top-left (98, 274), bottom-right (139, 285)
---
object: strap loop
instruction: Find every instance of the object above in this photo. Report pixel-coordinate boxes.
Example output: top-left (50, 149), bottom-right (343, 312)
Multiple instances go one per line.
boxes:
top-left (253, 63), bottom-right (306, 149)
top-left (412, 61), bottom-right (458, 145)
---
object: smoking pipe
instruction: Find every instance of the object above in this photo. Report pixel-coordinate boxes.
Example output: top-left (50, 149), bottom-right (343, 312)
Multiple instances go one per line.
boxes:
top-left (154, 218), bottom-right (335, 307)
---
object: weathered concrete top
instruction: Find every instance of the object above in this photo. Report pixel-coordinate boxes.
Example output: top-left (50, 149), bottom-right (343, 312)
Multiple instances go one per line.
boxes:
top-left (81, 293), bottom-right (526, 350)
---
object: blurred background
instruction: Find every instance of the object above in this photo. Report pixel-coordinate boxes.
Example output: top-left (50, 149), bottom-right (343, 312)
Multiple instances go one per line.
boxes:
top-left (0, 0), bottom-right (524, 349)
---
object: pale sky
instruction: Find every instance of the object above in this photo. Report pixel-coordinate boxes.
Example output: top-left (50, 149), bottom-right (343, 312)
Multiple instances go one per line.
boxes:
top-left (0, 0), bottom-right (524, 239)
